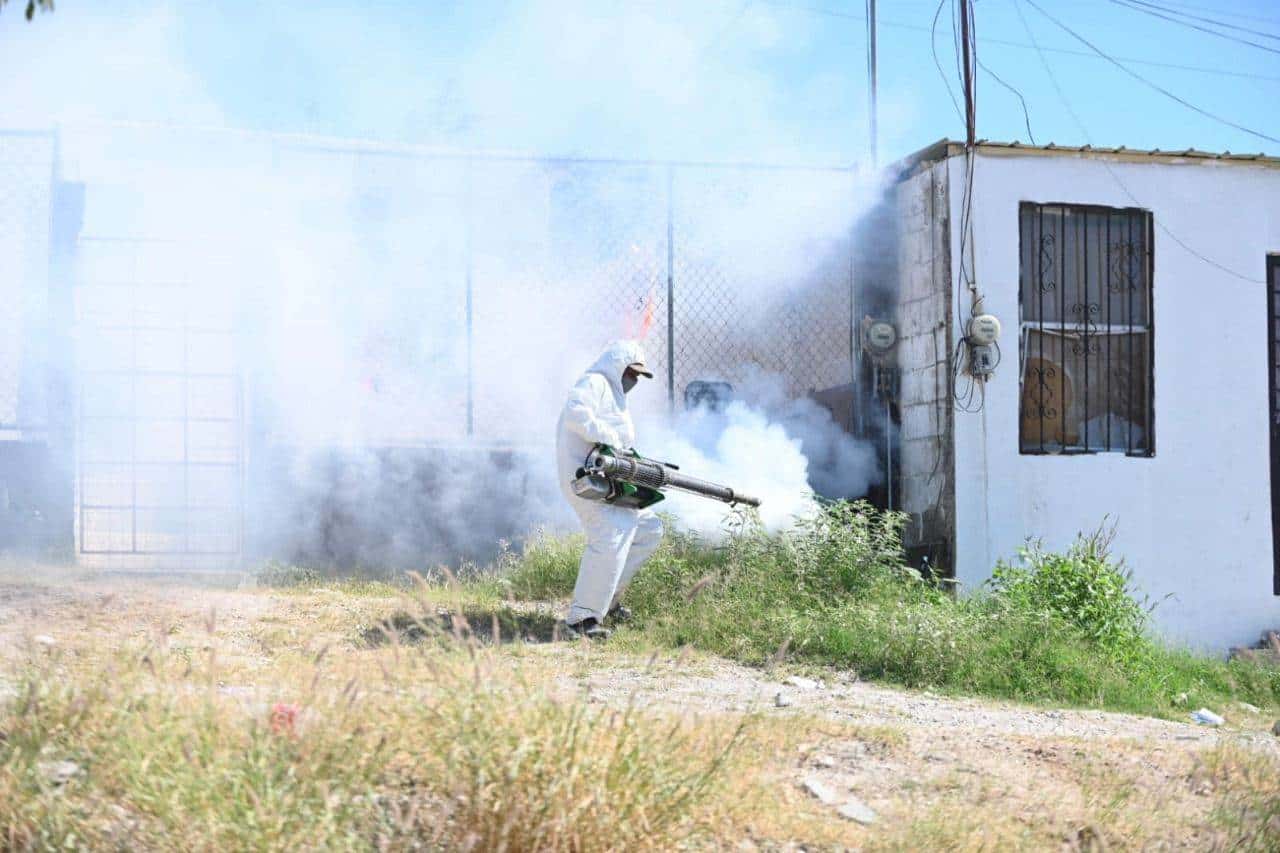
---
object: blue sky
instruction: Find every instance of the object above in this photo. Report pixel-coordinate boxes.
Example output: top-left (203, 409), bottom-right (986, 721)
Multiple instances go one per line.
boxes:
top-left (4, 0), bottom-right (1278, 166)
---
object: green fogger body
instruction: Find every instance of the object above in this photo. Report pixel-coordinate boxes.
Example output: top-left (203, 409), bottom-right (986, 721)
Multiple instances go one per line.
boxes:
top-left (571, 444), bottom-right (761, 510)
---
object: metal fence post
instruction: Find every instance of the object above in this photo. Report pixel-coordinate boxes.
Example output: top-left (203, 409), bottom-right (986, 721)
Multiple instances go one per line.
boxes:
top-left (666, 165), bottom-right (675, 411)
top-left (465, 159), bottom-right (474, 437)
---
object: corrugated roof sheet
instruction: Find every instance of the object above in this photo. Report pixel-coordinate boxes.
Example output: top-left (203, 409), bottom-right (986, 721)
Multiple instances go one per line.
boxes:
top-left (894, 138), bottom-right (1280, 175)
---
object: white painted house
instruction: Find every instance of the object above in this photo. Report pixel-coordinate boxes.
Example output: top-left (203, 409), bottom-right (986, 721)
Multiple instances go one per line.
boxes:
top-left (885, 139), bottom-right (1280, 652)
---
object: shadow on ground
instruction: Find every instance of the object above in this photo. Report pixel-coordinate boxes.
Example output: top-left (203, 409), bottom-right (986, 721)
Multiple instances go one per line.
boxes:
top-left (361, 607), bottom-right (563, 646)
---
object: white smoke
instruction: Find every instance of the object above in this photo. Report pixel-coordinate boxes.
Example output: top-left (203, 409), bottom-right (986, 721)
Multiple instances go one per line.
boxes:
top-left (642, 402), bottom-right (820, 537)
top-left (0, 1), bottom-right (891, 570)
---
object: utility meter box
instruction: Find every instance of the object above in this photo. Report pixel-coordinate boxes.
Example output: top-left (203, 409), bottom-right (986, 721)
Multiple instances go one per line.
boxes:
top-left (968, 313), bottom-right (1002, 346)
top-left (861, 317), bottom-right (898, 366)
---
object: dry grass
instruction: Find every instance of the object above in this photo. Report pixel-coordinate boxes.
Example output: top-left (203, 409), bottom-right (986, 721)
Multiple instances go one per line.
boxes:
top-left (2, 576), bottom-right (1279, 851)
top-left (0, 591), bottom-right (745, 851)
top-left (1194, 744), bottom-right (1280, 851)
top-left (0, 578), bottom-right (894, 851)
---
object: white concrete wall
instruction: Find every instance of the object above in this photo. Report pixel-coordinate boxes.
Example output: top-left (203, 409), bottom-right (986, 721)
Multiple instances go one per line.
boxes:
top-left (948, 150), bottom-right (1280, 652)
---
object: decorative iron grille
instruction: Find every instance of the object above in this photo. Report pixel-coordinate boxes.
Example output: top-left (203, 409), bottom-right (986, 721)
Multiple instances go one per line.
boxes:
top-left (1018, 202), bottom-right (1154, 456)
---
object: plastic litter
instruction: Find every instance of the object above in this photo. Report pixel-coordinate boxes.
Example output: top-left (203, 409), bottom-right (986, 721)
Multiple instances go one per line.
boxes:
top-left (1189, 708), bottom-right (1224, 727)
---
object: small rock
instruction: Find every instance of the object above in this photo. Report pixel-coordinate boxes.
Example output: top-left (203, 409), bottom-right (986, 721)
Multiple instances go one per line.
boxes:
top-left (812, 754), bottom-right (836, 768)
top-left (33, 635), bottom-right (56, 647)
top-left (1271, 720), bottom-right (1280, 737)
top-left (802, 777), bottom-right (838, 805)
top-left (836, 797), bottom-right (877, 825)
top-left (218, 685), bottom-right (256, 699)
top-left (774, 691), bottom-right (793, 708)
top-left (38, 760), bottom-right (80, 785)
top-left (1190, 708), bottom-right (1224, 727)
top-left (785, 675), bottom-right (819, 690)
top-left (1237, 702), bottom-right (1261, 715)
top-left (1174, 692), bottom-right (1189, 706)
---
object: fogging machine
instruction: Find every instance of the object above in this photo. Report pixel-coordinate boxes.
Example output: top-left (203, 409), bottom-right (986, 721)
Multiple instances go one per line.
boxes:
top-left (571, 444), bottom-right (761, 510)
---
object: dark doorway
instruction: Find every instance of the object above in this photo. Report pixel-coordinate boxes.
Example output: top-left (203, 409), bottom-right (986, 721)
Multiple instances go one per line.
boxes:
top-left (1270, 255), bottom-right (1280, 595)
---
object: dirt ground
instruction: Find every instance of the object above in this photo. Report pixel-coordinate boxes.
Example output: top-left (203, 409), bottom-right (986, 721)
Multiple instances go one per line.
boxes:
top-left (2, 569), bottom-right (1278, 850)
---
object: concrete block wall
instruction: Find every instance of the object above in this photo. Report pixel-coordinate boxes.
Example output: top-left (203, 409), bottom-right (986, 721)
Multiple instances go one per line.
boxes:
top-left (893, 162), bottom-right (953, 570)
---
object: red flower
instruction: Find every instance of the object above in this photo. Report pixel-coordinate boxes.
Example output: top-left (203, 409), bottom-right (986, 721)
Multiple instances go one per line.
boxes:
top-left (270, 702), bottom-right (300, 737)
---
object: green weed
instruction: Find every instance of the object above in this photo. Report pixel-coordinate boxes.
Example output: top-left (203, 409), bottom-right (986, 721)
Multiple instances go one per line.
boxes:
top-left (495, 502), bottom-right (1280, 717)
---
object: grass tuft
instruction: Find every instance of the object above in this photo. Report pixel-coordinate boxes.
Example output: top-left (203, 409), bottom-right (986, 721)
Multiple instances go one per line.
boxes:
top-left (1197, 744), bottom-right (1280, 851)
top-left (492, 501), bottom-right (1280, 717)
top-left (0, 625), bottom-right (741, 851)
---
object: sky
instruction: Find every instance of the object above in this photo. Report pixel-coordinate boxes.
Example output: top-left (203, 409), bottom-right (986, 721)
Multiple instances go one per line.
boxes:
top-left (2, 0), bottom-right (1278, 166)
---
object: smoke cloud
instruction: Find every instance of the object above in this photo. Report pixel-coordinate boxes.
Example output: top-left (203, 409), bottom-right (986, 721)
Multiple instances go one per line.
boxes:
top-left (0, 1), bottom-right (890, 571)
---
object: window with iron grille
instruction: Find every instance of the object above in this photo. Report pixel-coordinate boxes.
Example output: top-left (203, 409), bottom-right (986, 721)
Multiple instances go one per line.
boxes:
top-left (1018, 202), bottom-right (1154, 456)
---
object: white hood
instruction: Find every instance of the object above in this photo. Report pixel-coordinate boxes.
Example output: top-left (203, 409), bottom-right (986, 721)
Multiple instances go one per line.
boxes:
top-left (555, 339), bottom-right (650, 491)
top-left (584, 339), bottom-right (649, 404)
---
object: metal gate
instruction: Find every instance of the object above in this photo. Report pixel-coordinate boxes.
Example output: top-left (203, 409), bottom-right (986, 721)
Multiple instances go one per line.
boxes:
top-left (74, 236), bottom-right (243, 570)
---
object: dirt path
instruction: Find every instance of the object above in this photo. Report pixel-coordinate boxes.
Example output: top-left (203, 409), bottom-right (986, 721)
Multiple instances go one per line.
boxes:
top-left (3, 573), bottom-right (1278, 848)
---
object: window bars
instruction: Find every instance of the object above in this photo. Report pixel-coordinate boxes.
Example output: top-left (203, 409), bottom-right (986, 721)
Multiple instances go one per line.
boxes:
top-left (1018, 202), bottom-right (1154, 456)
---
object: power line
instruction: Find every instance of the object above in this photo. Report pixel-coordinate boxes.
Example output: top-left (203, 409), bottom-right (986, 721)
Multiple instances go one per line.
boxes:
top-left (951, 0), bottom-right (966, 119)
top-left (930, 0), bottom-right (964, 123)
top-left (954, 0), bottom-right (988, 413)
top-left (939, 25), bottom-right (1280, 83)
top-left (1114, 0), bottom-right (1280, 41)
top-left (978, 57), bottom-right (1036, 144)
top-left (1108, 0), bottom-right (1280, 54)
top-left (688, 0), bottom-right (756, 67)
top-left (1140, 0), bottom-right (1280, 27)
top-left (1012, 0), bottom-right (1264, 285)
top-left (753, 0), bottom-right (1280, 82)
top-left (1025, 0), bottom-right (1280, 145)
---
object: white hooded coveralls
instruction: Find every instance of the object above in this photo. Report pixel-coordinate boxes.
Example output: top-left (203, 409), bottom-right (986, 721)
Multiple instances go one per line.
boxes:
top-left (556, 341), bottom-right (664, 625)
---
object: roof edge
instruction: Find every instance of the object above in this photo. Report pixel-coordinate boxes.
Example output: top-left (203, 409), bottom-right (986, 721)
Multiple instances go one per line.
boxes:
top-left (888, 139), bottom-right (1280, 176)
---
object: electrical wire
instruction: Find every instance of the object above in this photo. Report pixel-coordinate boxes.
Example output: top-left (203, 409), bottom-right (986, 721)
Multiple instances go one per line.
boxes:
top-left (1116, 0), bottom-right (1280, 41)
top-left (1024, 0), bottom-right (1280, 146)
top-left (1108, 0), bottom-right (1280, 53)
top-left (1138, 0), bottom-right (1280, 27)
top-left (949, 0), bottom-right (990, 413)
top-left (931, 0), bottom-right (965, 124)
top-left (1012, 0), bottom-right (1265, 285)
top-left (687, 0), bottom-right (756, 68)
top-left (752, 0), bottom-right (1280, 82)
top-left (977, 56), bottom-right (1036, 145)
top-left (951, 0), bottom-right (965, 109)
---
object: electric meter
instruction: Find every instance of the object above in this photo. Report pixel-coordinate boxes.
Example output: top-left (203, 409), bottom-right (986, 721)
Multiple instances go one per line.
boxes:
top-left (865, 320), bottom-right (897, 353)
top-left (968, 313), bottom-right (1002, 346)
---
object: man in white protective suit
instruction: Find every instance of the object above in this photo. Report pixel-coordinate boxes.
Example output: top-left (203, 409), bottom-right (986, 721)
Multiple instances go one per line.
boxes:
top-left (555, 340), bottom-right (664, 640)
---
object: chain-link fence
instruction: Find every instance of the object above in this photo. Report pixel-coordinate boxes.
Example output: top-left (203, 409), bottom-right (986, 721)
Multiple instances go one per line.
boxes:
top-left (254, 140), bottom-right (860, 444)
top-left (2, 125), bottom-right (865, 568)
top-left (0, 131), bottom-right (56, 433)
